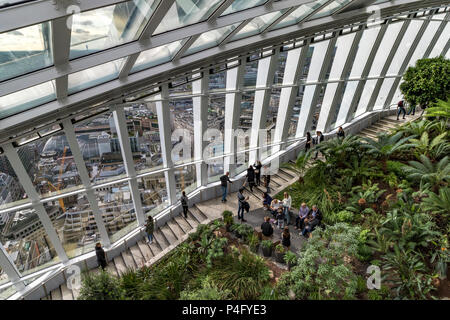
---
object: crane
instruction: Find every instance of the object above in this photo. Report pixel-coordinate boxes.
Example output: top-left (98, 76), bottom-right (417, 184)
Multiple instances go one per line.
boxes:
top-left (47, 146), bottom-right (68, 212)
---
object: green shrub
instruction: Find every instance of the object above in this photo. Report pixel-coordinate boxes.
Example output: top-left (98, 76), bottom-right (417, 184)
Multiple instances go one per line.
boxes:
top-left (261, 240), bottom-right (273, 249)
top-left (284, 251), bottom-right (297, 265)
top-left (78, 270), bottom-right (123, 300)
top-left (335, 210), bottom-right (354, 223)
top-left (386, 160), bottom-right (407, 179)
top-left (179, 276), bottom-right (232, 300)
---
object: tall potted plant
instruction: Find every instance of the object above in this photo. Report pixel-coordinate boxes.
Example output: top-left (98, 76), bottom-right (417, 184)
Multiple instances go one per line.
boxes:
top-left (284, 251), bottom-right (297, 271)
top-left (274, 244), bottom-right (286, 263)
top-left (249, 233), bottom-right (260, 253)
top-left (261, 240), bottom-right (273, 257)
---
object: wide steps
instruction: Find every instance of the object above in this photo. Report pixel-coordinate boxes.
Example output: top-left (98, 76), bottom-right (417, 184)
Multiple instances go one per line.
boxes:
top-left (129, 244), bottom-right (145, 268)
top-left (174, 215), bottom-right (193, 234)
top-left (153, 229), bottom-right (170, 251)
top-left (184, 211), bottom-right (199, 229)
top-left (136, 239), bottom-right (153, 261)
top-left (50, 287), bottom-right (62, 300)
top-left (167, 219), bottom-right (186, 241)
top-left (121, 250), bottom-right (137, 271)
top-left (105, 260), bottom-right (119, 277)
top-left (113, 255), bottom-right (128, 275)
top-left (189, 206), bottom-right (208, 223)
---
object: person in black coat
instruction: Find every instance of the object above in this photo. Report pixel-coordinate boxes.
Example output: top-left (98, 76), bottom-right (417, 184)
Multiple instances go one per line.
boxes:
top-left (254, 160), bottom-right (262, 186)
top-left (263, 165), bottom-right (271, 193)
top-left (246, 165), bottom-right (256, 192)
top-left (337, 127), bottom-right (345, 139)
top-left (261, 216), bottom-right (274, 238)
top-left (305, 132), bottom-right (312, 151)
top-left (95, 242), bottom-right (107, 270)
top-left (313, 131), bottom-right (324, 159)
top-left (281, 227), bottom-right (291, 250)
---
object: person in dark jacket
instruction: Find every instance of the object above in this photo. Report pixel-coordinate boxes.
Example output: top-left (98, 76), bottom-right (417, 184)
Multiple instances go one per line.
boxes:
top-left (337, 126), bottom-right (345, 139)
top-left (305, 132), bottom-right (312, 151)
top-left (246, 165), bottom-right (256, 192)
top-left (180, 191), bottom-right (188, 218)
top-left (95, 243), bottom-right (107, 270)
top-left (145, 215), bottom-right (154, 243)
top-left (262, 192), bottom-right (272, 209)
top-left (263, 165), bottom-right (271, 193)
top-left (220, 171), bottom-right (233, 202)
top-left (237, 187), bottom-right (248, 222)
top-left (313, 131), bottom-right (324, 159)
top-left (254, 160), bottom-right (262, 186)
top-left (302, 205), bottom-right (323, 238)
top-left (261, 216), bottom-right (273, 238)
top-left (397, 100), bottom-right (406, 120)
top-left (281, 227), bottom-right (291, 250)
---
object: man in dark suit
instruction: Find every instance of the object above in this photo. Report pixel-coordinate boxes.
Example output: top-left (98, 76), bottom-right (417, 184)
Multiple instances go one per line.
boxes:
top-left (301, 205), bottom-right (323, 238)
top-left (313, 131), bottom-right (324, 159)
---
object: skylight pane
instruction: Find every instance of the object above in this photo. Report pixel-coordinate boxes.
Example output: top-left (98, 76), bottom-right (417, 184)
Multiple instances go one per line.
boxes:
top-left (0, 22), bottom-right (53, 82)
top-left (68, 58), bottom-right (125, 94)
top-left (232, 9), bottom-right (288, 41)
top-left (308, 0), bottom-right (352, 20)
top-left (220, 0), bottom-right (268, 16)
top-left (0, 81), bottom-right (56, 120)
top-left (154, 0), bottom-right (224, 35)
top-left (131, 39), bottom-right (186, 73)
top-left (183, 23), bottom-right (240, 56)
top-left (273, 0), bottom-right (329, 29)
top-left (69, 0), bottom-right (160, 59)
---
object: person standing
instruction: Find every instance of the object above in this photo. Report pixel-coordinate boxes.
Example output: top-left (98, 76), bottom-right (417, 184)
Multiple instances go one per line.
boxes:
top-left (313, 131), bottom-right (324, 159)
top-left (397, 100), bottom-right (406, 120)
top-left (337, 126), bottom-right (345, 139)
top-left (254, 160), bottom-right (262, 186)
top-left (305, 132), bottom-right (312, 152)
top-left (145, 215), bottom-right (154, 244)
top-left (263, 165), bottom-right (271, 193)
top-left (282, 192), bottom-right (292, 226)
top-left (237, 187), bottom-right (248, 222)
top-left (220, 172), bottom-right (233, 202)
top-left (246, 165), bottom-right (256, 192)
top-left (180, 191), bottom-right (189, 218)
top-left (281, 227), bottom-right (291, 250)
top-left (295, 202), bottom-right (309, 230)
top-left (95, 242), bottom-right (107, 270)
top-left (407, 103), bottom-right (416, 116)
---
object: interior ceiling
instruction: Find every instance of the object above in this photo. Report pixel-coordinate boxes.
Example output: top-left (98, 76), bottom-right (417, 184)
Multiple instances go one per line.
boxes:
top-left (0, 0), bottom-right (448, 141)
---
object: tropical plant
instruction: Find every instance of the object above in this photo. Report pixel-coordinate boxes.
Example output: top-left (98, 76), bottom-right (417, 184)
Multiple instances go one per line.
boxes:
top-left (316, 135), bottom-right (364, 168)
top-left (222, 210), bottom-right (233, 227)
top-left (394, 118), bottom-right (433, 137)
top-left (421, 187), bottom-right (450, 217)
top-left (400, 56), bottom-right (449, 108)
top-left (362, 132), bottom-right (412, 173)
top-left (284, 251), bottom-right (297, 270)
top-left (406, 131), bottom-right (449, 160)
top-left (424, 97), bottom-right (450, 120)
top-left (283, 149), bottom-right (312, 182)
top-left (340, 157), bottom-right (381, 185)
top-left (248, 232), bottom-right (260, 253)
top-left (179, 276), bottom-right (232, 300)
top-left (231, 223), bottom-right (254, 240)
top-left (402, 155), bottom-right (450, 192)
top-left (78, 270), bottom-right (123, 300)
top-left (205, 237), bottom-right (228, 268)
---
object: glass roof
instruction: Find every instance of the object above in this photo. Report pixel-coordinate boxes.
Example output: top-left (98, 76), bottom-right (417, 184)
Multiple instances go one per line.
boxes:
top-left (232, 9), bottom-right (289, 41)
top-left (153, 0), bottom-right (224, 35)
top-left (70, 0), bottom-right (160, 59)
top-left (273, 0), bottom-right (330, 29)
top-left (221, 0), bottom-right (268, 16)
top-left (0, 81), bottom-right (55, 119)
top-left (0, 21), bottom-right (52, 82)
top-left (309, 0), bottom-right (353, 20)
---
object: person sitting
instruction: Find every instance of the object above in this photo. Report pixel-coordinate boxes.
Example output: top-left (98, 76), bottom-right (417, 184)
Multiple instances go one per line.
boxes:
top-left (337, 126), bottom-right (345, 139)
top-left (276, 209), bottom-right (285, 229)
top-left (295, 202), bottom-right (309, 230)
top-left (301, 205), bottom-right (323, 238)
top-left (269, 198), bottom-right (282, 217)
top-left (262, 192), bottom-right (273, 210)
top-left (281, 227), bottom-right (291, 250)
top-left (261, 216), bottom-right (274, 238)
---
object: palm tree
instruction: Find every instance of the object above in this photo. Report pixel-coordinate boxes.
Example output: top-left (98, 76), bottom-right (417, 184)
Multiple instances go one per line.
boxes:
top-left (316, 135), bottom-right (364, 167)
top-left (362, 132), bottom-right (413, 173)
top-left (403, 155), bottom-right (450, 192)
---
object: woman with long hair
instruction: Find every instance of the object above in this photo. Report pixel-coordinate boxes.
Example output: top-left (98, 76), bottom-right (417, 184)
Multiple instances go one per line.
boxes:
top-left (282, 227), bottom-right (291, 250)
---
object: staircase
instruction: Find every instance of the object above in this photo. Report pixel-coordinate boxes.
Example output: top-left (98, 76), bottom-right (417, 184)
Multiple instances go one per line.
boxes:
top-left (357, 114), bottom-right (420, 139)
top-left (44, 167), bottom-right (299, 300)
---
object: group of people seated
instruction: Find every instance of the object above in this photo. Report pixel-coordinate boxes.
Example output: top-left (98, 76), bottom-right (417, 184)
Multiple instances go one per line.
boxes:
top-left (261, 194), bottom-right (323, 238)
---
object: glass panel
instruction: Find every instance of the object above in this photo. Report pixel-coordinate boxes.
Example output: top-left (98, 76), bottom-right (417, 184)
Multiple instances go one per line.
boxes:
top-left (131, 39), bottom-right (186, 74)
top-left (0, 0), bottom-right (37, 8)
top-left (69, 0), bottom-right (160, 59)
top-left (0, 281), bottom-right (17, 300)
top-left (310, 84), bottom-right (326, 132)
top-left (169, 97), bottom-right (194, 164)
top-left (206, 94), bottom-right (225, 183)
top-left (124, 103), bottom-right (163, 174)
top-left (17, 132), bottom-right (83, 198)
top-left (299, 46), bottom-right (315, 81)
top-left (261, 87), bottom-right (280, 159)
top-left (354, 79), bottom-right (377, 118)
top-left (305, 40), bottom-right (329, 82)
top-left (208, 66), bottom-right (226, 90)
top-left (349, 25), bottom-right (381, 79)
top-left (68, 58), bottom-right (125, 94)
top-left (329, 80), bottom-right (350, 129)
top-left (0, 81), bottom-right (56, 120)
top-left (0, 22), bottom-right (53, 82)
top-left (243, 59), bottom-right (258, 87)
top-left (386, 20), bottom-right (423, 76)
top-left (154, 0), bottom-right (224, 35)
top-left (287, 85), bottom-right (305, 140)
top-left (174, 165), bottom-right (197, 200)
top-left (429, 24), bottom-right (450, 58)
top-left (308, 0), bottom-right (352, 20)
top-left (43, 192), bottom-right (98, 259)
top-left (0, 156), bottom-right (29, 212)
top-left (1, 207), bottom-right (60, 276)
top-left (95, 181), bottom-right (137, 243)
top-left (74, 111), bottom-right (127, 185)
top-left (273, 0), bottom-right (329, 29)
top-left (368, 21), bottom-right (404, 77)
top-left (232, 10), bottom-right (288, 41)
top-left (184, 23), bottom-right (240, 56)
top-left (273, 51), bottom-right (287, 84)
top-left (373, 78), bottom-right (395, 110)
top-left (335, 80), bottom-right (357, 128)
top-left (405, 20), bottom-right (440, 69)
top-left (138, 174), bottom-right (169, 217)
top-left (221, 0), bottom-right (267, 16)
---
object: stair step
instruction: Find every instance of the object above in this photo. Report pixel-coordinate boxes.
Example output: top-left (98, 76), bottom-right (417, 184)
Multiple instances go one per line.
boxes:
top-left (129, 244), bottom-right (145, 268)
top-left (154, 229), bottom-right (170, 251)
top-left (244, 187), bottom-right (262, 200)
top-left (189, 206), bottom-right (207, 223)
top-left (279, 168), bottom-right (295, 179)
top-left (184, 211), bottom-right (199, 229)
top-left (105, 261), bottom-right (119, 277)
top-left (72, 287), bottom-right (80, 300)
top-left (50, 287), bottom-right (62, 300)
top-left (159, 225), bottom-right (178, 246)
top-left (174, 215), bottom-right (193, 234)
top-left (113, 255), bottom-right (128, 276)
top-left (60, 283), bottom-right (73, 300)
top-left (274, 172), bottom-right (289, 182)
top-left (148, 238), bottom-right (162, 256)
top-left (167, 219), bottom-right (186, 240)
top-left (137, 240), bottom-right (153, 261)
top-left (269, 177), bottom-right (281, 187)
top-left (121, 250), bottom-right (137, 271)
